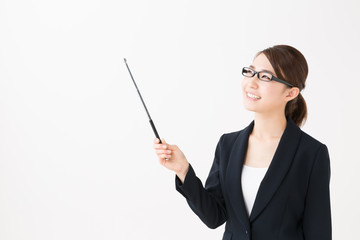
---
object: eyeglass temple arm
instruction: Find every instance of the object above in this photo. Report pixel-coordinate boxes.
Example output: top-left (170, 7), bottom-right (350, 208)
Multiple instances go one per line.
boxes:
top-left (272, 76), bottom-right (295, 87)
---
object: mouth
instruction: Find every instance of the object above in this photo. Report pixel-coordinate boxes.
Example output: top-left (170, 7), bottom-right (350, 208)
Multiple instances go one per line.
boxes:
top-left (246, 92), bottom-right (261, 100)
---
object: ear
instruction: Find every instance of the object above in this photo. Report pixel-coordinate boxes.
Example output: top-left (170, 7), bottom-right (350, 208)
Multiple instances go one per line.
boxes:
top-left (284, 87), bottom-right (300, 102)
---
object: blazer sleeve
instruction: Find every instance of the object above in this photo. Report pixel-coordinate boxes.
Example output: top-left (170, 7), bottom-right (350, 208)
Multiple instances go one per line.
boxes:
top-left (303, 143), bottom-right (332, 239)
top-left (175, 134), bottom-right (228, 229)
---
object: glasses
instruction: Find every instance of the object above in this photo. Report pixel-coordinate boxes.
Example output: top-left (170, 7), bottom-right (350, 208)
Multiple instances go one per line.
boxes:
top-left (242, 67), bottom-right (295, 88)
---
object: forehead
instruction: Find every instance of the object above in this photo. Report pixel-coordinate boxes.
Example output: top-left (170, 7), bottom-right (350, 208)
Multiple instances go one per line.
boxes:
top-left (250, 53), bottom-right (276, 75)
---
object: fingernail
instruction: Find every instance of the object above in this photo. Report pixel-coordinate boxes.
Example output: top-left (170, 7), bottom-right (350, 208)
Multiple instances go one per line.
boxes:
top-left (163, 145), bottom-right (167, 149)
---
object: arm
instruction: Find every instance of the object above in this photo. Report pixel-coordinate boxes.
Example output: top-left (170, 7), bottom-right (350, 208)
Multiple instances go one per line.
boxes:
top-left (303, 144), bottom-right (332, 239)
top-left (175, 134), bottom-right (228, 229)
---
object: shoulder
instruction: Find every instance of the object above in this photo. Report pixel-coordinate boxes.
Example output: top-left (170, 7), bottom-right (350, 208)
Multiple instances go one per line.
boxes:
top-left (218, 127), bottom-right (247, 148)
top-left (299, 128), bottom-right (327, 150)
top-left (220, 129), bottom-right (242, 143)
top-left (217, 120), bottom-right (254, 147)
top-left (222, 130), bottom-right (241, 140)
top-left (296, 129), bottom-right (330, 168)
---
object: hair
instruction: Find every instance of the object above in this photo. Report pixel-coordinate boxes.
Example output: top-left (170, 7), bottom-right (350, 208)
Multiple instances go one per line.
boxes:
top-left (255, 45), bottom-right (308, 127)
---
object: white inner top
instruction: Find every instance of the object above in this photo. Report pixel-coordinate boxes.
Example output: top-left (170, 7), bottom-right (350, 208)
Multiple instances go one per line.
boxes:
top-left (241, 164), bottom-right (269, 217)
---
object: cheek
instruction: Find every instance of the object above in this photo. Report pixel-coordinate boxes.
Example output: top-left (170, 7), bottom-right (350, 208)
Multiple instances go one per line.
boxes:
top-left (241, 78), bottom-right (246, 88)
top-left (241, 79), bottom-right (247, 93)
top-left (263, 85), bottom-right (286, 103)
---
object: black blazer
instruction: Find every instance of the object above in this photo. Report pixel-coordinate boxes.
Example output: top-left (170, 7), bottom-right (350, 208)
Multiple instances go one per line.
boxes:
top-left (176, 117), bottom-right (331, 240)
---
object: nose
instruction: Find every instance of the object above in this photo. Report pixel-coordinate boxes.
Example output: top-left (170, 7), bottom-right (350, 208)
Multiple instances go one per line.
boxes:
top-left (245, 75), bottom-right (259, 88)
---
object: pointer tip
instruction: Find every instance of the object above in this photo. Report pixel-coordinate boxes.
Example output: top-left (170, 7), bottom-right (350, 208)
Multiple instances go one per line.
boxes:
top-left (124, 58), bottom-right (127, 63)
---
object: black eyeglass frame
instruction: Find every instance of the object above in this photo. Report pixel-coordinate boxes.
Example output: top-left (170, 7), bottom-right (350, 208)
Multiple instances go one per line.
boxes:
top-left (242, 67), bottom-right (295, 88)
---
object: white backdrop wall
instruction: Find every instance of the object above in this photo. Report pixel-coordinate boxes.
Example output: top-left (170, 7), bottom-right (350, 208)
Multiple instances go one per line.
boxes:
top-left (0, 0), bottom-right (359, 239)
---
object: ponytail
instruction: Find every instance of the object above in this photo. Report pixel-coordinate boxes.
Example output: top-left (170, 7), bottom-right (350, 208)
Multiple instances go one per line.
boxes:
top-left (285, 92), bottom-right (307, 127)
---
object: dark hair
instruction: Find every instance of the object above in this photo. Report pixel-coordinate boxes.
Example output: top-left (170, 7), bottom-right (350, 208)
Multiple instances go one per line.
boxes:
top-left (255, 45), bottom-right (308, 127)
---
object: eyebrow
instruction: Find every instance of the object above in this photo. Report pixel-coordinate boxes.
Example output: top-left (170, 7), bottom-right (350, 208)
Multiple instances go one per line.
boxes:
top-left (249, 65), bottom-right (276, 76)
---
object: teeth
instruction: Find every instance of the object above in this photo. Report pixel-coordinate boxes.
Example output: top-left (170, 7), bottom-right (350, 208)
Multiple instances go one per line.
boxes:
top-left (247, 92), bottom-right (261, 99)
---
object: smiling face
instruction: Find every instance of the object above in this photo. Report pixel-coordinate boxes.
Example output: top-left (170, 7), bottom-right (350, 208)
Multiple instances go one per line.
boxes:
top-left (241, 53), bottom-right (299, 116)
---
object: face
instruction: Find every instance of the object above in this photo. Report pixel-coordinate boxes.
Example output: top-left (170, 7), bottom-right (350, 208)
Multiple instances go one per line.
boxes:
top-left (241, 53), bottom-right (298, 115)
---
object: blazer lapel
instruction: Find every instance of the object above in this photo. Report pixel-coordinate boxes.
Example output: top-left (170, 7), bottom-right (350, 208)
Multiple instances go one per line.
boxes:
top-left (225, 120), bottom-right (254, 232)
top-left (249, 117), bottom-right (302, 222)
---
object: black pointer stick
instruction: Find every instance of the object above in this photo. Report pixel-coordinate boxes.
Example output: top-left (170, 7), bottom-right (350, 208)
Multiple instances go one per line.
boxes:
top-left (124, 58), bottom-right (168, 160)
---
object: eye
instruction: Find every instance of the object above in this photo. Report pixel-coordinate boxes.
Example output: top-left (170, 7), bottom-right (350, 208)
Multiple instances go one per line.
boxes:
top-left (260, 72), bottom-right (272, 80)
top-left (243, 68), bottom-right (254, 76)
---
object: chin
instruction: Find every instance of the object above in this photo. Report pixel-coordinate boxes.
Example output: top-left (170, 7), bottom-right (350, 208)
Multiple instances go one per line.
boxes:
top-left (242, 102), bottom-right (258, 112)
top-left (242, 97), bottom-right (259, 112)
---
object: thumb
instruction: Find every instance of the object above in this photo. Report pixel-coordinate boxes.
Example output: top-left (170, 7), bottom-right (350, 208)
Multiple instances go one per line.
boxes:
top-left (161, 138), bottom-right (172, 149)
top-left (162, 138), bottom-right (176, 151)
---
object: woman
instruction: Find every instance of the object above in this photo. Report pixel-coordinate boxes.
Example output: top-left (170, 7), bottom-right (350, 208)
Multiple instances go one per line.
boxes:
top-left (153, 45), bottom-right (332, 240)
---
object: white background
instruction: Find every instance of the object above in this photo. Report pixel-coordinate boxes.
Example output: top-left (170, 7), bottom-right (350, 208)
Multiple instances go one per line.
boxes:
top-left (1, 0), bottom-right (359, 239)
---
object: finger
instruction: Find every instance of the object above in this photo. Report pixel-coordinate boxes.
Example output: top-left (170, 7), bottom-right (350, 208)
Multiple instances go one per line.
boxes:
top-left (159, 157), bottom-right (166, 166)
top-left (153, 143), bottom-right (165, 149)
top-left (154, 138), bottom-right (168, 149)
top-left (157, 153), bottom-right (171, 162)
top-left (161, 154), bottom-right (171, 159)
top-left (156, 149), bottom-right (172, 154)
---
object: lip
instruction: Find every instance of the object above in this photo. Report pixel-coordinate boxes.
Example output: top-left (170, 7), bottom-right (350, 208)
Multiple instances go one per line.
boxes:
top-left (245, 91), bottom-right (261, 101)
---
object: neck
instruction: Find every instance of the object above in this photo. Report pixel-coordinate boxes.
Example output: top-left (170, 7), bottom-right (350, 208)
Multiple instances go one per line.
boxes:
top-left (251, 112), bottom-right (287, 140)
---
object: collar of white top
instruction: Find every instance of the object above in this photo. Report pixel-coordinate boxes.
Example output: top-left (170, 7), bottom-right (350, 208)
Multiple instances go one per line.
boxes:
top-left (243, 164), bottom-right (269, 169)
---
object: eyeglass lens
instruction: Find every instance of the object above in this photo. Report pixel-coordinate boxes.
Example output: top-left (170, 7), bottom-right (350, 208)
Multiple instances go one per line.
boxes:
top-left (242, 67), bottom-right (272, 82)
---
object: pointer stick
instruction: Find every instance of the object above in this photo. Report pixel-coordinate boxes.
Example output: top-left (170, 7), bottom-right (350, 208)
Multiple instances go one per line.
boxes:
top-left (124, 58), bottom-right (168, 160)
